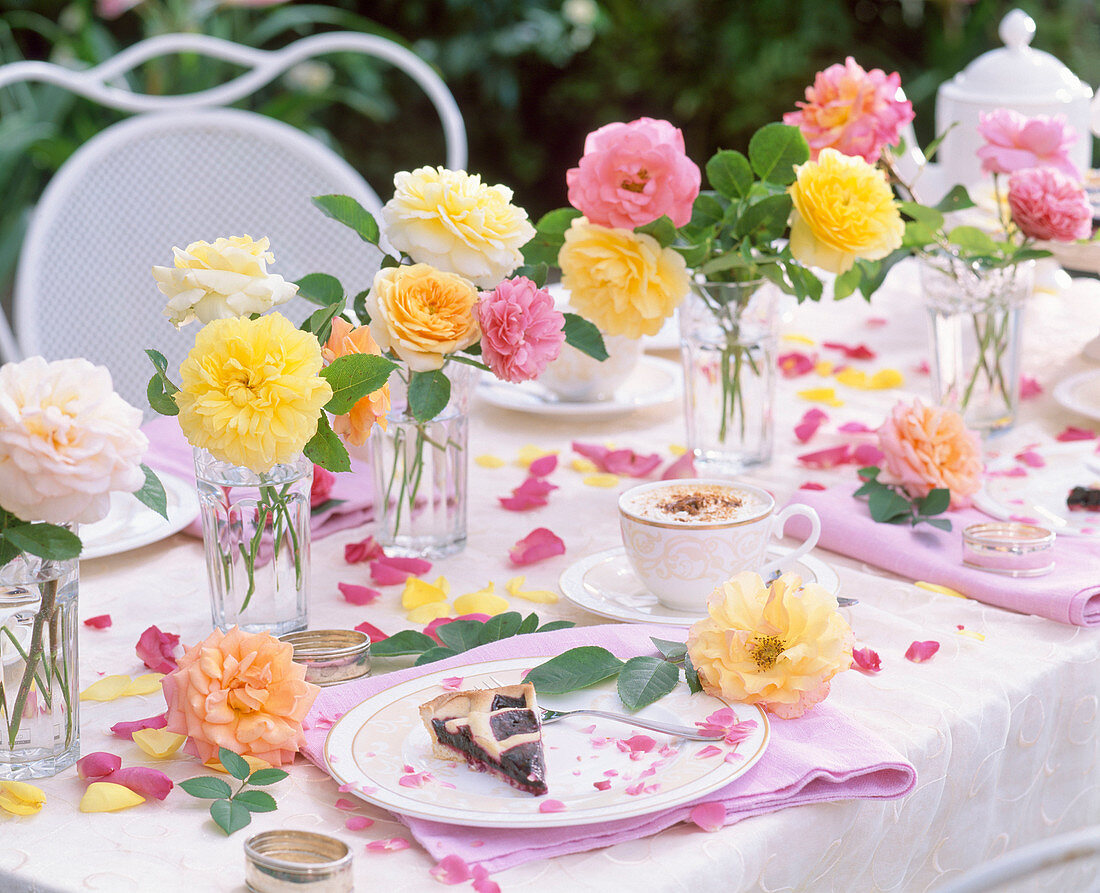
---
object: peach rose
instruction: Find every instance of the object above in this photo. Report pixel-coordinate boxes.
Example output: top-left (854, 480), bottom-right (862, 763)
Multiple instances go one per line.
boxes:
top-left (161, 627), bottom-right (320, 767)
top-left (367, 264), bottom-right (481, 371)
top-left (876, 399), bottom-right (983, 509)
top-left (322, 317), bottom-right (391, 445)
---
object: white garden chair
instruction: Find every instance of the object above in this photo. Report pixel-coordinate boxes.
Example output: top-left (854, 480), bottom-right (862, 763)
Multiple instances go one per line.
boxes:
top-left (0, 32), bottom-right (466, 415)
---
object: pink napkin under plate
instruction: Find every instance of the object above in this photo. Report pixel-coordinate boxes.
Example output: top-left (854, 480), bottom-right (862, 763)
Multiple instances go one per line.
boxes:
top-left (784, 487), bottom-right (1100, 627)
top-left (301, 623), bottom-right (916, 875)
top-left (141, 415), bottom-right (373, 539)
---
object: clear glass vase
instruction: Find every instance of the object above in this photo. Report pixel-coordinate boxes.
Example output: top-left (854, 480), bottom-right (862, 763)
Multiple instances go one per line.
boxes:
top-left (194, 449), bottom-right (312, 635)
top-left (371, 361), bottom-right (474, 559)
top-left (680, 279), bottom-right (780, 474)
top-left (921, 256), bottom-right (1035, 435)
top-left (0, 548), bottom-right (79, 779)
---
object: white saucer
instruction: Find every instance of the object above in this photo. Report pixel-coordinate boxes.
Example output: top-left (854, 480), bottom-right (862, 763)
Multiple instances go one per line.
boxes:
top-left (558, 544), bottom-right (841, 627)
top-left (1053, 369), bottom-right (1100, 422)
top-left (477, 355), bottom-right (682, 417)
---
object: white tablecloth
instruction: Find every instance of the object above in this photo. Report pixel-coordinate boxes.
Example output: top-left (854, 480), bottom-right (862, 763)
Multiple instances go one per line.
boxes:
top-left (5, 260), bottom-right (1100, 892)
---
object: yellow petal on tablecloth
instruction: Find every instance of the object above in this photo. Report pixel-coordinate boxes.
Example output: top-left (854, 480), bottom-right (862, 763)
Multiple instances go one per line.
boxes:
top-left (132, 729), bottom-right (187, 759)
top-left (402, 577), bottom-right (448, 610)
top-left (454, 583), bottom-right (509, 616)
top-left (505, 576), bottom-right (560, 604)
top-left (796, 387), bottom-right (843, 407)
top-left (80, 675), bottom-right (134, 702)
top-left (122, 674), bottom-right (165, 697)
top-left (915, 581), bottom-right (968, 599)
top-left (782, 333), bottom-right (815, 345)
top-left (870, 369), bottom-right (904, 389)
top-left (583, 473), bottom-right (620, 487)
top-left (407, 602), bottom-right (454, 624)
top-left (815, 360), bottom-right (834, 376)
top-left (79, 782), bottom-right (144, 813)
top-left (204, 754), bottom-right (271, 775)
top-left (0, 781), bottom-right (46, 815)
top-left (668, 444), bottom-right (687, 456)
top-left (517, 445), bottom-right (557, 467)
top-left (571, 458), bottom-right (598, 473)
top-left (475, 454), bottom-right (505, 468)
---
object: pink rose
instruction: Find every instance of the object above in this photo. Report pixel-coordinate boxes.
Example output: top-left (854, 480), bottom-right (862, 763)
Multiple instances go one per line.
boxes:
top-left (876, 399), bottom-right (983, 509)
top-left (566, 118), bottom-right (701, 229)
top-left (310, 465), bottom-right (335, 508)
top-left (476, 277), bottom-right (566, 383)
top-left (1007, 166), bottom-right (1093, 242)
top-left (976, 109), bottom-right (1079, 178)
top-left (783, 57), bottom-right (914, 163)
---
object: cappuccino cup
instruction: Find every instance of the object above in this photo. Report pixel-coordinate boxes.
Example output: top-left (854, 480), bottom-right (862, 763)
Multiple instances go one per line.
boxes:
top-left (618, 479), bottom-right (821, 612)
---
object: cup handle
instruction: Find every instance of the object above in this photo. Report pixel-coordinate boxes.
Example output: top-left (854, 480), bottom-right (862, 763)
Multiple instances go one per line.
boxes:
top-left (756, 505), bottom-right (821, 578)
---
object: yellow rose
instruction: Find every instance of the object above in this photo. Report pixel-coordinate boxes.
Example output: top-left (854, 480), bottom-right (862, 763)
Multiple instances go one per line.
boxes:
top-left (787, 148), bottom-right (904, 275)
top-left (558, 219), bottom-right (689, 338)
top-left (381, 166), bottom-right (535, 288)
top-left (175, 313), bottom-right (332, 473)
top-left (367, 264), bottom-right (481, 371)
top-left (686, 571), bottom-right (853, 719)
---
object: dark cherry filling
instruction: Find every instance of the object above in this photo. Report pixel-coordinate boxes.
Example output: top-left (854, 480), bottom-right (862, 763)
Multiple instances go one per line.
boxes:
top-left (490, 693), bottom-right (528, 709)
top-left (430, 714), bottom-right (548, 795)
top-left (490, 709), bottom-right (539, 738)
top-left (1067, 486), bottom-right (1100, 512)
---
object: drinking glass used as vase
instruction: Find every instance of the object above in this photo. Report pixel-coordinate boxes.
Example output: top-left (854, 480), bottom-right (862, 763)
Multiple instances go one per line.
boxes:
top-left (194, 449), bottom-right (312, 636)
top-left (680, 278), bottom-right (781, 474)
top-left (372, 361), bottom-right (474, 559)
top-left (0, 545), bottom-right (79, 779)
top-left (921, 255), bottom-right (1036, 435)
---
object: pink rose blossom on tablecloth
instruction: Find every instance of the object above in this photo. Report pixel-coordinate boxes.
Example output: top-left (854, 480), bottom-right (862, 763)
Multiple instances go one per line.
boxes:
top-left (823, 341), bottom-right (876, 360)
top-left (477, 277), bottom-right (565, 383)
top-left (690, 801), bottom-right (727, 832)
top-left (354, 621), bottom-right (389, 643)
top-left (1019, 376), bottom-right (1042, 399)
top-left (976, 109), bottom-right (1079, 177)
top-left (566, 117), bottom-right (701, 228)
top-left (783, 57), bottom-right (914, 163)
top-left (660, 452), bottom-right (696, 480)
top-left (1007, 166), bottom-right (1092, 242)
top-left (345, 535), bottom-right (385, 564)
top-left (877, 399), bottom-right (983, 509)
top-left (1056, 426), bottom-right (1096, 442)
top-left (110, 713), bottom-right (167, 740)
top-left (778, 351), bottom-right (817, 378)
top-left (509, 528), bottom-right (566, 566)
top-left (310, 465), bottom-right (335, 508)
top-left (852, 647), bottom-right (882, 673)
top-left (905, 640), bottom-right (940, 663)
top-left (136, 625), bottom-right (180, 674)
top-left (84, 614), bottom-right (112, 629)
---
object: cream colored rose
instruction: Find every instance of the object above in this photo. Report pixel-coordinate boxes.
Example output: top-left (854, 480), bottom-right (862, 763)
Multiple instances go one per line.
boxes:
top-left (381, 167), bottom-right (535, 288)
top-left (0, 357), bottom-right (147, 525)
top-left (152, 235), bottom-right (298, 328)
top-left (367, 264), bottom-right (480, 371)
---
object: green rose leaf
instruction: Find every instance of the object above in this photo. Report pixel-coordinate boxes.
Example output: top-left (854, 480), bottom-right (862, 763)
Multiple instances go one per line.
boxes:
top-left (916, 488), bottom-right (951, 517)
top-left (147, 374), bottom-right (180, 417)
top-left (478, 612), bottom-right (524, 645)
top-left (617, 656), bottom-right (681, 712)
top-left (734, 192), bottom-right (792, 242)
top-left (436, 619), bottom-right (486, 652)
top-left (635, 215), bottom-right (677, 248)
top-left (179, 776), bottom-right (234, 800)
top-left (524, 646), bottom-right (625, 695)
top-left (301, 298), bottom-right (346, 347)
top-left (933, 184), bottom-right (976, 214)
top-left (352, 289), bottom-right (371, 325)
top-left (518, 613), bottom-right (541, 635)
top-left (368, 629), bottom-right (436, 658)
top-left (133, 465), bottom-right (169, 521)
top-left (868, 487), bottom-right (913, 524)
top-left (684, 652), bottom-right (703, 694)
top-left (947, 225), bottom-right (998, 255)
top-left (513, 262), bottom-right (549, 288)
top-left (689, 192), bottom-right (726, 230)
top-left (898, 201), bottom-right (945, 231)
top-left (233, 790), bottom-right (277, 813)
top-left (785, 262), bottom-right (824, 303)
top-left (303, 414), bottom-right (351, 473)
top-left (536, 620), bottom-right (576, 633)
top-left (535, 207), bottom-right (582, 237)
top-left (922, 517), bottom-right (953, 532)
top-left (295, 273), bottom-right (344, 307)
top-left (563, 313), bottom-right (608, 361)
top-left (650, 637), bottom-right (687, 662)
top-left (414, 646), bottom-right (460, 665)
top-left (833, 267), bottom-right (862, 301)
top-left (312, 194), bottom-right (381, 245)
top-left (321, 353), bottom-right (397, 414)
top-left (4, 522), bottom-right (81, 561)
top-left (218, 748), bottom-right (252, 781)
top-left (407, 369), bottom-right (451, 423)
top-left (523, 208), bottom-right (581, 267)
top-left (706, 150), bottom-right (754, 200)
top-left (210, 798), bottom-right (252, 836)
top-left (747, 123), bottom-right (809, 185)
top-left (247, 768), bottom-right (289, 786)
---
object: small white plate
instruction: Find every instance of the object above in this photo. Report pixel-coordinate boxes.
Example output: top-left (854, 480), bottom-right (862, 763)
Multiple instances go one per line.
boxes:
top-left (976, 440), bottom-right (1100, 537)
top-left (477, 355), bottom-right (682, 417)
top-left (79, 471), bottom-right (200, 560)
top-left (323, 656), bottom-right (768, 828)
top-left (1053, 369), bottom-right (1100, 422)
top-left (559, 545), bottom-right (841, 627)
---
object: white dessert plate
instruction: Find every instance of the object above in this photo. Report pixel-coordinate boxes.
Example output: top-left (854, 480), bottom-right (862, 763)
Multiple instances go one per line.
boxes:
top-left (323, 656), bottom-right (768, 828)
top-left (477, 355), bottom-right (682, 417)
top-left (1053, 369), bottom-right (1100, 422)
top-left (975, 440), bottom-right (1100, 537)
top-left (559, 544), bottom-right (841, 627)
top-left (79, 471), bottom-right (200, 560)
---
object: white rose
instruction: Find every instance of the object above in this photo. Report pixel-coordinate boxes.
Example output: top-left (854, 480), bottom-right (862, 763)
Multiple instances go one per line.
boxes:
top-left (381, 167), bottom-right (535, 289)
top-left (0, 357), bottom-right (148, 525)
top-left (152, 235), bottom-right (298, 328)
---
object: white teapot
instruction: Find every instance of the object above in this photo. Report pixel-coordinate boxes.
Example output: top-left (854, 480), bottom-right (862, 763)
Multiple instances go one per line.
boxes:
top-left (934, 9), bottom-right (1093, 189)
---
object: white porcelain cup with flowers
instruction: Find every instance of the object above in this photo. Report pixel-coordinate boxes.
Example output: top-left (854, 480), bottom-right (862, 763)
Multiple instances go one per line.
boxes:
top-left (618, 478), bottom-right (821, 612)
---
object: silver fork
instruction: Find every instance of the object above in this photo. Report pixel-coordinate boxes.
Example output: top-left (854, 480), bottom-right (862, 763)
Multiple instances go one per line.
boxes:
top-left (538, 706), bottom-right (725, 741)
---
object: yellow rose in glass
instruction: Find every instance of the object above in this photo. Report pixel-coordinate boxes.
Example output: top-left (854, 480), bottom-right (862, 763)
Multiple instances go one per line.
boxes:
top-left (787, 148), bottom-right (904, 275)
top-left (366, 263), bottom-right (481, 372)
top-left (175, 312), bottom-right (333, 473)
top-left (558, 218), bottom-right (689, 338)
top-left (381, 166), bottom-right (535, 289)
top-left (687, 571), bottom-right (853, 719)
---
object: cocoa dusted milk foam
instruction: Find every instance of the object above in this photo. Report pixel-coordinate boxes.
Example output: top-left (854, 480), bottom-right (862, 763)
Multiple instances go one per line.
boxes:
top-left (621, 483), bottom-right (768, 525)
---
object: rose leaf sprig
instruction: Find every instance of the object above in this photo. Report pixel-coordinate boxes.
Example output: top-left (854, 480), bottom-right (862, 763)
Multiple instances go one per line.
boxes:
top-left (854, 466), bottom-right (952, 531)
top-left (178, 747), bottom-right (288, 836)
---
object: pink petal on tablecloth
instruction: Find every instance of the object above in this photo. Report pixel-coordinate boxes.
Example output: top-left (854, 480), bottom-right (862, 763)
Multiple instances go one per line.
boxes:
top-left (852, 647), bottom-right (882, 673)
top-left (799, 481), bottom-right (827, 491)
top-left (914, 359), bottom-right (931, 375)
top-left (499, 492), bottom-right (547, 511)
top-left (135, 625), bottom-right (180, 674)
top-left (865, 316), bottom-right (889, 328)
top-left (370, 556), bottom-right (432, 585)
top-left (778, 351), bottom-right (817, 378)
top-left (852, 443), bottom-right (884, 466)
top-left (823, 341), bottom-right (876, 360)
top-left (338, 583), bottom-right (381, 606)
top-left (335, 798), bottom-right (358, 810)
top-left (441, 677), bottom-right (464, 691)
top-left (660, 452), bottom-right (696, 480)
top-left (83, 614), bottom-right (112, 629)
top-left (472, 865), bottom-right (501, 893)
top-left (797, 444), bottom-right (852, 469)
top-left (429, 855), bottom-right (473, 885)
top-left (593, 779), bottom-right (612, 790)
top-left (690, 801), bottom-right (726, 832)
top-left (794, 408), bottom-right (829, 443)
top-left (514, 477), bottom-right (558, 498)
top-left (1014, 449), bottom-right (1045, 468)
top-left (905, 640), bottom-right (940, 663)
top-left (354, 622), bottom-right (389, 643)
top-left (528, 454), bottom-right (558, 477)
top-left (110, 713), bottom-right (167, 740)
top-left (365, 838), bottom-right (410, 852)
top-left (571, 441), bottom-right (661, 477)
top-left (1056, 426), bottom-right (1096, 442)
top-left (424, 615), bottom-right (490, 644)
top-left (76, 752), bottom-right (122, 780)
top-left (538, 799), bottom-right (567, 813)
top-left (509, 528), bottom-right (566, 566)
top-left (837, 421), bottom-right (875, 434)
top-left (345, 536), bottom-right (385, 564)
top-left (986, 466), bottom-right (1028, 478)
top-left (105, 767), bottom-right (173, 801)
top-left (346, 816), bottom-right (374, 831)
top-left (695, 745), bottom-right (723, 759)
top-left (1019, 375), bottom-right (1042, 399)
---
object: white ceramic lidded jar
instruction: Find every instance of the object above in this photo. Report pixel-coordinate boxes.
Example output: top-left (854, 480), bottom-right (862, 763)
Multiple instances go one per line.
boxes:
top-left (935, 9), bottom-right (1093, 188)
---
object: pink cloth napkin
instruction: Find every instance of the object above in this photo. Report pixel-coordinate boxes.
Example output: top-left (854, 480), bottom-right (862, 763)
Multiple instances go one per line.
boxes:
top-left (301, 623), bottom-right (915, 874)
top-left (141, 415), bottom-right (374, 539)
top-left (784, 487), bottom-right (1100, 627)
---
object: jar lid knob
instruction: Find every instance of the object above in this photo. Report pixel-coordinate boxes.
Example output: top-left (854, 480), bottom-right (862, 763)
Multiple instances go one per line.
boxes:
top-left (998, 9), bottom-right (1035, 51)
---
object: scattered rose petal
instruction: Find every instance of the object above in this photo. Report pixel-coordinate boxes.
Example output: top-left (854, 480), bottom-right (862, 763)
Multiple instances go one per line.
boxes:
top-left (517, 445), bottom-right (557, 468)
top-left (538, 799), bottom-right (566, 813)
top-left (914, 581), bottom-right (967, 599)
top-left (77, 752), bottom-right (122, 780)
top-left (365, 838), bottom-right (410, 852)
top-left (441, 677), bottom-right (464, 691)
top-left (593, 779), bottom-right (612, 790)
top-left (204, 754), bottom-right (271, 775)
top-left (345, 536), bottom-right (385, 564)
top-left (870, 369), bottom-right (904, 389)
top-left (499, 493), bottom-right (547, 511)
top-left (690, 801), bottom-right (726, 832)
top-left (852, 647), bottom-right (882, 673)
top-left (83, 614), bottom-right (112, 629)
top-left (914, 359), bottom-right (931, 375)
top-left (79, 781), bottom-right (144, 813)
top-left (571, 457), bottom-right (598, 473)
top-left (814, 360), bottom-right (834, 377)
top-left (504, 576), bottom-right (559, 604)
top-left (799, 481), bottom-right (827, 491)
top-left (838, 421), bottom-right (874, 434)
top-left (334, 798), bottom-right (358, 811)
top-left (371, 556), bottom-right (432, 585)
top-left (528, 454), bottom-right (558, 477)
top-left (782, 333), bottom-right (815, 345)
top-left (0, 780), bottom-right (46, 815)
top-left (131, 729), bottom-right (186, 759)
top-left (621, 735), bottom-right (656, 754)
top-left (80, 675), bottom-right (134, 702)
top-left (865, 316), bottom-right (888, 328)
top-left (1019, 375), bottom-right (1042, 399)
top-left (834, 368), bottom-right (868, 389)
top-left (402, 577), bottom-right (448, 610)
top-left (778, 351), bottom-right (817, 378)
top-left (472, 865), bottom-right (501, 893)
top-left (571, 441), bottom-right (662, 477)
top-left (797, 444), bottom-right (852, 469)
top-left (796, 387), bottom-right (843, 406)
top-left (987, 466), bottom-right (1028, 478)
top-left (475, 454), bottom-right (506, 469)
top-left (625, 782), bottom-right (646, 796)
top-left (355, 621), bottom-right (389, 643)
top-left (339, 582), bottom-right (381, 606)
top-left (105, 767), bottom-right (173, 801)
top-left (121, 674), bottom-right (164, 697)
top-left (346, 816), bottom-right (374, 831)
top-left (430, 855), bottom-right (472, 885)
top-left (454, 583), bottom-right (510, 617)
top-left (1014, 449), bottom-right (1045, 468)
top-left (582, 473), bottom-right (620, 487)
top-left (660, 451), bottom-right (696, 480)
top-left (407, 602), bottom-right (453, 624)
top-left (1010, 514), bottom-right (1041, 524)
top-left (110, 713), bottom-right (168, 740)
top-left (905, 640), bottom-right (940, 663)
top-left (509, 528), bottom-right (566, 566)
top-left (695, 745), bottom-right (723, 759)
top-left (1056, 426), bottom-right (1096, 442)
top-left (135, 625), bottom-right (180, 674)
top-left (823, 341), bottom-right (876, 360)
top-left (794, 407), bottom-right (829, 443)
top-left (852, 443), bottom-right (884, 466)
